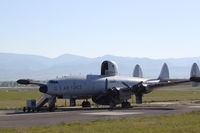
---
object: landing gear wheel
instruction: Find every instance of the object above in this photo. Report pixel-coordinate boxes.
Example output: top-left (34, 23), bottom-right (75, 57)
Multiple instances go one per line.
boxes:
top-left (82, 101), bottom-right (86, 107)
top-left (82, 101), bottom-right (91, 108)
top-left (36, 108), bottom-right (40, 112)
top-left (27, 107), bottom-right (31, 112)
top-left (121, 102), bottom-right (131, 108)
top-left (109, 102), bottom-right (116, 110)
top-left (48, 106), bottom-right (55, 112)
top-left (85, 101), bottom-right (91, 107)
top-left (23, 107), bottom-right (26, 112)
top-left (126, 102), bottom-right (131, 108)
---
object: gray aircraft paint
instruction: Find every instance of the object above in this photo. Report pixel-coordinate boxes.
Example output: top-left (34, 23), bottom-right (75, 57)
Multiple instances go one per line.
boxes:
top-left (133, 64), bottom-right (143, 78)
top-left (47, 75), bottom-right (148, 97)
top-left (17, 60), bottom-right (200, 109)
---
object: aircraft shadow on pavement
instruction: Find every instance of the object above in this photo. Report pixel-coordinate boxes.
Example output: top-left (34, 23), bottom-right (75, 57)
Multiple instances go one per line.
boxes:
top-left (7, 106), bottom-right (175, 115)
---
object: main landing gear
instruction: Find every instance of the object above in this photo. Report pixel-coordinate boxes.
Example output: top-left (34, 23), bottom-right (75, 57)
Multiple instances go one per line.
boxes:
top-left (121, 101), bottom-right (131, 108)
top-left (82, 100), bottom-right (91, 108)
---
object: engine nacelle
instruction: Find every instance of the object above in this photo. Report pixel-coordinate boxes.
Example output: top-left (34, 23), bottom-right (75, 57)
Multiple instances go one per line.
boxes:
top-left (101, 60), bottom-right (118, 76)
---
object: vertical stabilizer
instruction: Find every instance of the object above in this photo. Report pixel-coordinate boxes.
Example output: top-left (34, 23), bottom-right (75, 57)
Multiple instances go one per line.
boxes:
top-left (133, 64), bottom-right (143, 78)
top-left (158, 63), bottom-right (169, 80)
top-left (190, 63), bottom-right (200, 78)
top-left (190, 63), bottom-right (200, 86)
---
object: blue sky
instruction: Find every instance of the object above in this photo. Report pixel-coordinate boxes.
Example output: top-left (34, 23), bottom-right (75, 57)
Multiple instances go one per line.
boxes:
top-left (0, 0), bottom-right (200, 58)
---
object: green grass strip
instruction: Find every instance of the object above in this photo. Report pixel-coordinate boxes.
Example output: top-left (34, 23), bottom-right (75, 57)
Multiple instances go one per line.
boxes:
top-left (1, 111), bottom-right (200, 133)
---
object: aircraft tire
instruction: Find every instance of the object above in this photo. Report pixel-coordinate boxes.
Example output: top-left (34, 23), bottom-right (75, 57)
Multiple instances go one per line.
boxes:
top-left (85, 101), bottom-right (91, 107)
top-left (126, 102), bottom-right (131, 108)
top-left (121, 102), bottom-right (131, 108)
top-left (36, 108), bottom-right (40, 112)
top-left (27, 107), bottom-right (31, 112)
top-left (82, 101), bottom-right (85, 107)
top-left (82, 101), bottom-right (91, 108)
top-left (48, 107), bottom-right (55, 112)
top-left (109, 102), bottom-right (116, 110)
top-left (23, 107), bottom-right (26, 112)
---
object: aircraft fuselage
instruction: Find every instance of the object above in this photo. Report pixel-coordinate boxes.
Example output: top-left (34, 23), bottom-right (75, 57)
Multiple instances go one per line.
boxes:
top-left (46, 75), bottom-right (148, 98)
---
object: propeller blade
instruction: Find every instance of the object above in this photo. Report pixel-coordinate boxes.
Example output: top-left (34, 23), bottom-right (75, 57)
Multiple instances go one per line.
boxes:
top-left (121, 81), bottom-right (146, 94)
top-left (105, 78), bottom-right (108, 90)
top-left (131, 81), bottom-right (143, 89)
top-left (121, 82), bottom-right (131, 89)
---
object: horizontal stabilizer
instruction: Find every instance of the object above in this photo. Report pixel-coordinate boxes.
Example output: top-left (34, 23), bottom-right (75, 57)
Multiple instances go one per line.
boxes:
top-left (133, 64), bottom-right (143, 78)
top-left (158, 63), bottom-right (169, 80)
top-left (17, 79), bottom-right (32, 85)
top-left (17, 79), bottom-right (48, 93)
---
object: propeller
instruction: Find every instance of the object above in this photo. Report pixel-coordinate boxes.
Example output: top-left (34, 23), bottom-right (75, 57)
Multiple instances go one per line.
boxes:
top-left (121, 81), bottom-right (146, 94)
top-left (121, 82), bottom-right (131, 89)
top-left (105, 79), bottom-right (120, 107)
top-left (121, 81), bottom-right (147, 104)
top-left (105, 79), bottom-right (119, 98)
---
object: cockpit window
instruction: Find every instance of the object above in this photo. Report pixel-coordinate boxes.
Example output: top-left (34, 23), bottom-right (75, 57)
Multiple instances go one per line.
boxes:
top-left (48, 80), bottom-right (58, 84)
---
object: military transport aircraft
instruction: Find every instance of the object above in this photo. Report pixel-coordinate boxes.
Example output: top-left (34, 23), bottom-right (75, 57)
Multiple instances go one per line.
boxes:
top-left (17, 60), bottom-right (200, 112)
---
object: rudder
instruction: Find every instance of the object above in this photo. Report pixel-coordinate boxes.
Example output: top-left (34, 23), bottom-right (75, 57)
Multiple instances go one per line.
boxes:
top-left (158, 63), bottom-right (169, 80)
top-left (133, 64), bottom-right (143, 78)
top-left (190, 63), bottom-right (200, 86)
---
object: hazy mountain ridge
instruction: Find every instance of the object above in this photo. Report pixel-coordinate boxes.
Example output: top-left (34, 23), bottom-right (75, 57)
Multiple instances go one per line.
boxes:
top-left (0, 53), bottom-right (199, 81)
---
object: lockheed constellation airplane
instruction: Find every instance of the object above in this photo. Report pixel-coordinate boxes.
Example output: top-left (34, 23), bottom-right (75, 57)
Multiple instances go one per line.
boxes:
top-left (17, 60), bottom-right (200, 112)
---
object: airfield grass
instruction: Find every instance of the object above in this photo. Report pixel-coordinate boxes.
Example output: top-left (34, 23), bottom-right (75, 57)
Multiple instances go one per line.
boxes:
top-left (1, 111), bottom-right (200, 133)
top-left (0, 86), bottom-right (200, 109)
top-left (143, 89), bottom-right (200, 103)
top-left (0, 93), bottom-right (42, 110)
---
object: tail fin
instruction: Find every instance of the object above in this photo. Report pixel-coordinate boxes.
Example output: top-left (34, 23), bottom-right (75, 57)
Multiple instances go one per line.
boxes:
top-left (190, 63), bottom-right (200, 85)
top-left (158, 63), bottom-right (169, 80)
top-left (133, 64), bottom-right (143, 78)
top-left (190, 63), bottom-right (200, 78)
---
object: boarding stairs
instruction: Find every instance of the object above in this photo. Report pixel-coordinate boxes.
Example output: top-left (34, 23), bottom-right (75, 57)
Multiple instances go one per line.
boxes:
top-left (36, 94), bottom-right (56, 110)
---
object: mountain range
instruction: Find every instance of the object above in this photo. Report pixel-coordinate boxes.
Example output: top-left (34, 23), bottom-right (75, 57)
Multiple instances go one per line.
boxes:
top-left (0, 53), bottom-right (199, 81)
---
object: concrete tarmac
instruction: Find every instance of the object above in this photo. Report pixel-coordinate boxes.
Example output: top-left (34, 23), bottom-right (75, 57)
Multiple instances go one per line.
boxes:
top-left (0, 102), bottom-right (200, 128)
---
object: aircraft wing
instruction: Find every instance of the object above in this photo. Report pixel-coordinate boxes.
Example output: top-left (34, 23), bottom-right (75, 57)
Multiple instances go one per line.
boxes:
top-left (17, 79), bottom-right (46, 87)
top-left (148, 62), bottom-right (200, 89)
top-left (121, 62), bottom-right (200, 94)
top-left (190, 77), bottom-right (200, 82)
top-left (121, 79), bottom-right (190, 95)
top-left (144, 79), bottom-right (191, 92)
top-left (17, 79), bottom-right (48, 93)
top-left (106, 62), bottom-right (200, 105)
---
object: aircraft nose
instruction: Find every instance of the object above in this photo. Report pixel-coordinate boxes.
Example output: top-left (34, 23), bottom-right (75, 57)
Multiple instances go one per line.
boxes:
top-left (39, 85), bottom-right (48, 93)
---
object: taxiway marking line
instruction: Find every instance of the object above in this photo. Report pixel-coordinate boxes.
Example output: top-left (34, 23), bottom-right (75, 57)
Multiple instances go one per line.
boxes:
top-left (0, 111), bottom-right (70, 117)
top-left (82, 112), bottom-right (143, 116)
